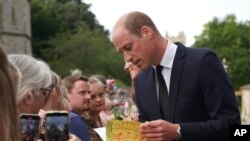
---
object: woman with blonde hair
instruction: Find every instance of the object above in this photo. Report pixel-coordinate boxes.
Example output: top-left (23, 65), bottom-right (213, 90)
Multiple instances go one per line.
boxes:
top-left (82, 76), bottom-right (106, 141)
top-left (40, 70), bottom-right (70, 112)
top-left (39, 71), bottom-right (71, 134)
top-left (39, 71), bottom-right (80, 141)
top-left (0, 45), bottom-right (20, 141)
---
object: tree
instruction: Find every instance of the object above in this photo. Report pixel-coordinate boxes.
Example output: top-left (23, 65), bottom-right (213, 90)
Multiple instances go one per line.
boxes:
top-left (193, 15), bottom-right (250, 89)
top-left (31, 0), bottom-right (130, 85)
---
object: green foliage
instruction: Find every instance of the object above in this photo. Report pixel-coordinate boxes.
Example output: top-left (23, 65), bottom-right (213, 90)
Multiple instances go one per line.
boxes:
top-left (193, 14), bottom-right (250, 89)
top-left (31, 0), bottom-right (130, 85)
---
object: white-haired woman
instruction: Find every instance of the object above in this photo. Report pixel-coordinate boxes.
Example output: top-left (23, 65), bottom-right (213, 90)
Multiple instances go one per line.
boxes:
top-left (8, 54), bottom-right (52, 115)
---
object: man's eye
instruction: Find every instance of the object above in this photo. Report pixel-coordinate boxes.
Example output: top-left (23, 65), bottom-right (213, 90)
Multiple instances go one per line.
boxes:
top-left (118, 50), bottom-right (123, 54)
top-left (124, 45), bottom-right (132, 51)
top-left (91, 95), bottom-right (96, 100)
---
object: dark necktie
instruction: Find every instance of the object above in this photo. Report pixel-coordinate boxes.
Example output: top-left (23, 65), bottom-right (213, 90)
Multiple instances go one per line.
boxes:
top-left (156, 65), bottom-right (169, 120)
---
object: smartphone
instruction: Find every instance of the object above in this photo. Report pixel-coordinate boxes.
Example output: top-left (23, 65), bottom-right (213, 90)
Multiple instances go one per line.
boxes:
top-left (19, 114), bottom-right (41, 141)
top-left (45, 111), bottom-right (69, 141)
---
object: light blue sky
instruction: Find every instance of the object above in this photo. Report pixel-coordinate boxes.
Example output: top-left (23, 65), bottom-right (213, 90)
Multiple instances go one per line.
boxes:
top-left (83, 0), bottom-right (250, 46)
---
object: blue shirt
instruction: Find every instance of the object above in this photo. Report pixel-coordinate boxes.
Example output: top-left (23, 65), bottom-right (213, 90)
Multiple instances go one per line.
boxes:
top-left (69, 111), bottom-right (91, 141)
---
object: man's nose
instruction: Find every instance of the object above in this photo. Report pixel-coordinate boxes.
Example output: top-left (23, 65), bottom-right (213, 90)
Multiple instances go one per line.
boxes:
top-left (124, 52), bottom-right (132, 62)
top-left (124, 61), bottom-right (132, 71)
top-left (86, 94), bottom-right (91, 100)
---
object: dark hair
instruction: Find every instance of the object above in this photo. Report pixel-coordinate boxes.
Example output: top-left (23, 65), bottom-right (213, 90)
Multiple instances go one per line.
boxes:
top-left (124, 11), bottom-right (160, 37)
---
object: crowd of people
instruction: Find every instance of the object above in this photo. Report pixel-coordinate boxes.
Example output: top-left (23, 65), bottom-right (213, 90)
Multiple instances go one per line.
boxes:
top-left (1, 10), bottom-right (241, 141)
top-left (0, 44), bottom-right (138, 141)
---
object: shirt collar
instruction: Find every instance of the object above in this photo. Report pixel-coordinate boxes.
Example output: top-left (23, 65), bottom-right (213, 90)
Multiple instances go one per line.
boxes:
top-left (160, 39), bottom-right (177, 69)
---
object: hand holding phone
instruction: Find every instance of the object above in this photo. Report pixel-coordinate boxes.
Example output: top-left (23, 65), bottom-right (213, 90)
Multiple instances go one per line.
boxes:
top-left (45, 111), bottom-right (69, 141)
top-left (19, 114), bottom-right (41, 141)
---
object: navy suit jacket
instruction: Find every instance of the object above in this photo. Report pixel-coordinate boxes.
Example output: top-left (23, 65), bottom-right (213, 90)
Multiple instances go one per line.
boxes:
top-left (135, 43), bottom-right (240, 141)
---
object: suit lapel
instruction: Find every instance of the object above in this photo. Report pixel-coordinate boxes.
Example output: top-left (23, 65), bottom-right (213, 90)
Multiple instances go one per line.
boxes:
top-left (168, 43), bottom-right (185, 122)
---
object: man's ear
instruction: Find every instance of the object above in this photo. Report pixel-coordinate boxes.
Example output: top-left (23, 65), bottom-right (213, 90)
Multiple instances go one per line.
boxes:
top-left (141, 26), bottom-right (153, 39)
top-left (24, 91), bottom-right (34, 105)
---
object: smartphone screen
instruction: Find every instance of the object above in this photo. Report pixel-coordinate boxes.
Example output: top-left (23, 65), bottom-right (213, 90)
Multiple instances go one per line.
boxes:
top-left (19, 114), bottom-right (40, 141)
top-left (45, 111), bottom-right (69, 141)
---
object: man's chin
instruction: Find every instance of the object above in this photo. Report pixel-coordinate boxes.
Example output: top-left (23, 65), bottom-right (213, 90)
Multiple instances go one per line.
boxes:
top-left (83, 107), bottom-right (90, 111)
top-left (139, 65), bottom-right (148, 70)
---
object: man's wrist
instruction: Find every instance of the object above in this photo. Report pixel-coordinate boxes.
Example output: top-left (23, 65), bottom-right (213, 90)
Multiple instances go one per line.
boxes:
top-left (176, 124), bottom-right (182, 140)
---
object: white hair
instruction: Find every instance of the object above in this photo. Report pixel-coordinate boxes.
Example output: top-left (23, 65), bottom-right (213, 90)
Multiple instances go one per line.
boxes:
top-left (8, 60), bottom-right (22, 93)
top-left (8, 54), bottom-right (52, 104)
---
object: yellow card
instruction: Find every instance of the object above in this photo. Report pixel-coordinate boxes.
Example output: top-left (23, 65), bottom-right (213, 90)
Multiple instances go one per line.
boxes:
top-left (106, 120), bottom-right (148, 141)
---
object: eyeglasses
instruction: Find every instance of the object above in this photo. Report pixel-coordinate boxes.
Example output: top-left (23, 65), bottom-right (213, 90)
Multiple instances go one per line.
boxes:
top-left (40, 87), bottom-right (53, 101)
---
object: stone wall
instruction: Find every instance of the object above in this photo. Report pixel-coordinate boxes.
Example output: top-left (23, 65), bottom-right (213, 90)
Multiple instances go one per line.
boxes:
top-left (0, 0), bottom-right (32, 54)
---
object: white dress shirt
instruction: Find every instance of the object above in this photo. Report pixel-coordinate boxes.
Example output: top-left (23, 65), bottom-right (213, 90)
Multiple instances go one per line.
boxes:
top-left (154, 39), bottom-right (177, 101)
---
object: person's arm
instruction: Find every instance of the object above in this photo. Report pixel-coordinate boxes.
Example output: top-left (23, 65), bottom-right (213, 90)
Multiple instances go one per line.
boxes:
top-left (70, 116), bottom-right (91, 141)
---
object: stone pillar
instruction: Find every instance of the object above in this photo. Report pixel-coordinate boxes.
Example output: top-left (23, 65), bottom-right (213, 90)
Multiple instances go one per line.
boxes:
top-left (0, 0), bottom-right (32, 54)
top-left (241, 84), bottom-right (250, 124)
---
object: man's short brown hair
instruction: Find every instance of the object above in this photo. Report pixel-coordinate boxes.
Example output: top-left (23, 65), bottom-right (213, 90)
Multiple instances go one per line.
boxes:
top-left (62, 75), bottom-right (88, 93)
top-left (124, 11), bottom-right (160, 37)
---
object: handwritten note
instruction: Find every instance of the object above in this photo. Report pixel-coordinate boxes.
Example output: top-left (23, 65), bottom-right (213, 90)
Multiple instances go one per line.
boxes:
top-left (106, 120), bottom-right (148, 141)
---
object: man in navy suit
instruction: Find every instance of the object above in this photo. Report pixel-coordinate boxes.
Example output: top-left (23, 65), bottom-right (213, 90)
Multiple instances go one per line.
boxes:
top-left (112, 11), bottom-right (240, 141)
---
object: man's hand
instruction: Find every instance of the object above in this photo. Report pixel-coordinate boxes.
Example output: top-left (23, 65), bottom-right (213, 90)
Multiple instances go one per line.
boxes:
top-left (140, 119), bottom-right (180, 141)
